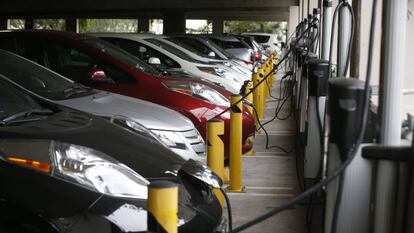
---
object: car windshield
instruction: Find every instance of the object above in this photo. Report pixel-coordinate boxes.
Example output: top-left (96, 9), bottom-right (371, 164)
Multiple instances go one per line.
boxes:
top-left (0, 50), bottom-right (94, 101)
top-left (0, 78), bottom-right (45, 121)
top-left (145, 38), bottom-right (206, 64)
top-left (165, 37), bottom-right (206, 57)
top-left (205, 38), bottom-right (234, 59)
top-left (80, 38), bottom-right (160, 76)
top-left (252, 35), bottom-right (270, 43)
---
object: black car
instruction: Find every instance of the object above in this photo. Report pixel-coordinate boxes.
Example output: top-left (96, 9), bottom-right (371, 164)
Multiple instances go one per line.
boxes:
top-left (0, 78), bottom-right (225, 232)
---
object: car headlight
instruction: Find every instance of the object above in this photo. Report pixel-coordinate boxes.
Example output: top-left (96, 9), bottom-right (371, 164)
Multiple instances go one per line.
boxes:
top-left (150, 130), bottom-right (188, 150)
top-left (197, 66), bottom-right (225, 77)
top-left (0, 139), bottom-right (149, 199)
top-left (163, 81), bottom-right (230, 106)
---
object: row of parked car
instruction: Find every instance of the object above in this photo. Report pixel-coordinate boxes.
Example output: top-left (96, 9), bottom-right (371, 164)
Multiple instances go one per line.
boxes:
top-left (0, 30), bottom-right (279, 233)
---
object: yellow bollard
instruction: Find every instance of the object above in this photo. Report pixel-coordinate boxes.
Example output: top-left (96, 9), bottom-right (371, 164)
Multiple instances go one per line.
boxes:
top-left (258, 68), bottom-right (266, 117)
top-left (207, 118), bottom-right (225, 206)
top-left (227, 94), bottom-right (245, 193)
top-left (252, 71), bottom-right (263, 128)
top-left (148, 181), bottom-right (178, 233)
top-left (245, 81), bottom-right (253, 115)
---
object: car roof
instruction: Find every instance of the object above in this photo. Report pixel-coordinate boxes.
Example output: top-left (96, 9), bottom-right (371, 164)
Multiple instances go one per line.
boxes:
top-left (0, 29), bottom-right (92, 40)
top-left (201, 34), bottom-right (241, 42)
top-left (241, 32), bottom-right (276, 36)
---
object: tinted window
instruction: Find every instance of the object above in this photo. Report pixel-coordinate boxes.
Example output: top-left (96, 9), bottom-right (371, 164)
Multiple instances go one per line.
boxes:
top-left (0, 79), bottom-right (41, 120)
top-left (43, 41), bottom-right (136, 85)
top-left (252, 35), bottom-right (270, 43)
top-left (168, 37), bottom-right (218, 59)
top-left (0, 50), bottom-right (94, 100)
top-left (106, 38), bottom-right (180, 69)
top-left (81, 38), bottom-right (159, 76)
top-left (144, 38), bottom-right (201, 63)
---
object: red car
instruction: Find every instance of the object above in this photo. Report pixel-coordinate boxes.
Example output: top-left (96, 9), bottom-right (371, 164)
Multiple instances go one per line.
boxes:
top-left (0, 30), bottom-right (254, 160)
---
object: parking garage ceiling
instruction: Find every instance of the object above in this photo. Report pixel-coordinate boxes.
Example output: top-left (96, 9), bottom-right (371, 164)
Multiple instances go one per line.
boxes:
top-left (0, 0), bottom-right (298, 21)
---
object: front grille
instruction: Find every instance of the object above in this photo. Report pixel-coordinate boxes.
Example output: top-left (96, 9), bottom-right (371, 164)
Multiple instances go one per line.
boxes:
top-left (181, 128), bottom-right (206, 156)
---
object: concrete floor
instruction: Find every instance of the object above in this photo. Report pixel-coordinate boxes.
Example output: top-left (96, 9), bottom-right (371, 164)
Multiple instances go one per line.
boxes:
top-left (224, 76), bottom-right (322, 233)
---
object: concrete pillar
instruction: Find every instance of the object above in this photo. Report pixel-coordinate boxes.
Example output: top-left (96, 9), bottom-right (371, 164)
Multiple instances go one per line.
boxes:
top-left (212, 19), bottom-right (223, 35)
top-left (24, 18), bottom-right (34, 30)
top-left (0, 19), bottom-right (7, 30)
top-left (404, 0), bottom-right (414, 110)
top-left (163, 12), bottom-right (185, 34)
top-left (65, 18), bottom-right (78, 32)
top-left (288, 6), bottom-right (299, 39)
top-left (138, 17), bottom-right (150, 32)
top-left (309, 0), bottom-right (319, 13)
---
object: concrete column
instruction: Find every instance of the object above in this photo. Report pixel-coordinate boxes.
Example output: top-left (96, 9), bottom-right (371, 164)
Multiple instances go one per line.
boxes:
top-left (163, 12), bottom-right (185, 34)
top-left (309, 0), bottom-right (319, 12)
top-left (288, 6), bottom-right (299, 39)
top-left (376, 0), bottom-right (407, 233)
top-left (65, 18), bottom-right (78, 32)
top-left (138, 17), bottom-right (150, 32)
top-left (212, 19), bottom-right (223, 35)
top-left (0, 18), bottom-right (7, 30)
top-left (24, 18), bottom-right (34, 30)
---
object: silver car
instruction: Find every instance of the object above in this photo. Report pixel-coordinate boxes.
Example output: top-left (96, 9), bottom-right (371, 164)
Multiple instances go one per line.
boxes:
top-left (0, 49), bottom-right (206, 161)
top-left (202, 35), bottom-right (254, 70)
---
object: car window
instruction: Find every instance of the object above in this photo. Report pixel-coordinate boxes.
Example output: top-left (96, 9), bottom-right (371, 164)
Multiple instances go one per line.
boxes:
top-left (106, 38), bottom-right (181, 69)
top-left (252, 35), bottom-right (270, 44)
top-left (208, 38), bottom-right (248, 49)
top-left (167, 37), bottom-right (218, 59)
top-left (0, 50), bottom-right (95, 100)
top-left (0, 79), bottom-right (42, 120)
top-left (42, 41), bottom-right (137, 85)
top-left (81, 38), bottom-right (160, 76)
top-left (144, 38), bottom-right (201, 63)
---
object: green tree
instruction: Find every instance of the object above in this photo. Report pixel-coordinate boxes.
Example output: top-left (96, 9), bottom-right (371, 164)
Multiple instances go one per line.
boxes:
top-left (8, 19), bottom-right (25, 29)
top-left (78, 19), bottom-right (138, 33)
top-left (34, 19), bottom-right (66, 31)
top-left (224, 21), bottom-right (287, 42)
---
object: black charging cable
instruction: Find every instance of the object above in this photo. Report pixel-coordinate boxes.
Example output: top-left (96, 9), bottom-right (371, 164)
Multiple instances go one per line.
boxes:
top-left (220, 187), bottom-right (233, 232)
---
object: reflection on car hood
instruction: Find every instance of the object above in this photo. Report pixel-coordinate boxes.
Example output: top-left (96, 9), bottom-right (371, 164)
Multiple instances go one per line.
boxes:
top-left (0, 107), bottom-right (185, 177)
top-left (58, 91), bottom-right (194, 131)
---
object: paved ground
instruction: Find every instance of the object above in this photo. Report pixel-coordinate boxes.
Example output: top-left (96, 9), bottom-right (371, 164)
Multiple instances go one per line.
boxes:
top-left (223, 75), bottom-right (322, 233)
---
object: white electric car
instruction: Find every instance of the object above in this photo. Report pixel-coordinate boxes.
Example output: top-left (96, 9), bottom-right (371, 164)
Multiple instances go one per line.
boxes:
top-left (92, 33), bottom-right (245, 94)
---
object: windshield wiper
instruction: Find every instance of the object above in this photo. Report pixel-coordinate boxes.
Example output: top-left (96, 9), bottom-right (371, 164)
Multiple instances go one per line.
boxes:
top-left (0, 108), bottom-right (55, 126)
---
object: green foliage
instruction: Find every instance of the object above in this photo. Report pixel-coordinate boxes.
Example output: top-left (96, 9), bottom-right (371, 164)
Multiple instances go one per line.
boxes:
top-left (78, 19), bottom-right (138, 33)
top-left (224, 21), bottom-right (287, 42)
top-left (8, 19), bottom-right (25, 29)
top-left (185, 20), bottom-right (212, 34)
top-left (35, 19), bottom-right (65, 31)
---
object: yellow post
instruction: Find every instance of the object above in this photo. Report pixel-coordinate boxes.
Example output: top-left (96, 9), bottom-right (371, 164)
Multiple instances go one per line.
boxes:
top-left (207, 118), bottom-right (225, 206)
top-left (252, 71), bottom-right (263, 128)
top-left (245, 81), bottom-right (253, 115)
top-left (148, 181), bottom-right (178, 233)
top-left (227, 94), bottom-right (245, 192)
top-left (258, 68), bottom-right (266, 117)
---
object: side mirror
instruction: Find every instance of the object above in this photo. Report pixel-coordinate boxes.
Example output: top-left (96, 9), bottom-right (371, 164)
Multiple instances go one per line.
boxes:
top-left (207, 51), bottom-right (216, 57)
top-left (88, 69), bottom-right (111, 83)
top-left (148, 57), bottom-right (161, 65)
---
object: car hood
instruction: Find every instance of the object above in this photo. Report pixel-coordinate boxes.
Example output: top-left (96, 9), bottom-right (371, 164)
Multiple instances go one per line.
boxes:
top-left (0, 107), bottom-right (185, 178)
top-left (58, 91), bottom-right (194, 131)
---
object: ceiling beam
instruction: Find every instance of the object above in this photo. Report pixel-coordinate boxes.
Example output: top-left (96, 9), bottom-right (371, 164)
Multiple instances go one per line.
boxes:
top-left (0, 0), bottom-right (298, 18)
